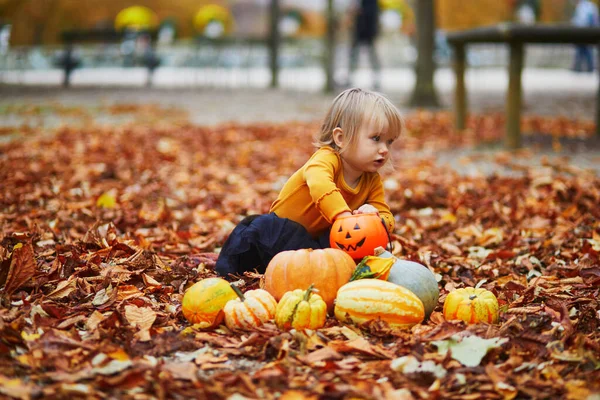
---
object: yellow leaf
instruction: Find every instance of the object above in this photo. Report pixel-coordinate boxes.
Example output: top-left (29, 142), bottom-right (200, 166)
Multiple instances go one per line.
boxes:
top-left (107, 348), bottom-right (130, 361)
top-left (441, 212), bottom-right (457, 224)
top-left (96, 191), bottom-right (117, 209)
top-left (21, 331), bottom-right (40, 341)
top-left (477, 228), bottom-right (504, 247)
top-left (16, 354), bottom-right (35, 367)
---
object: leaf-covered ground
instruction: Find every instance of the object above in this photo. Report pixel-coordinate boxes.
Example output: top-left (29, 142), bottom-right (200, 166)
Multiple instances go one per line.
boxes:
top-left (1, 105), bottom-right (599, 399)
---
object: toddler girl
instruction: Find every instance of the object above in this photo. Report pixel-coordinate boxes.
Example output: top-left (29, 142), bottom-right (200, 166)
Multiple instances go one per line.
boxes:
top-left (216, 88), bottom-right (403, 278)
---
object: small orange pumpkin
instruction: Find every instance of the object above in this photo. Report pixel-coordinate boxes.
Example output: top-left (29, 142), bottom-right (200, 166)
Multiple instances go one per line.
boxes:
top-left (330, 213), bottom-right (389, 260)
top-left (181, 278), bottom-right (237, 328)
top-left (334, 279), bottom-right (425, 328)
top-left (443, 287), bottom-right (499, 324)
top-left (223, 284), bottom-right (277, 330)
top-left (263, 248), bottom-right (355, 312)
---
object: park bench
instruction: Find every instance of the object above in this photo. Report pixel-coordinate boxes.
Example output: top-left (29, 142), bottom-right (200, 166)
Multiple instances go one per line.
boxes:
top-left (59, 28), bottom-right (161, 87)
top-left (446, 24), bottom-right (600, 149)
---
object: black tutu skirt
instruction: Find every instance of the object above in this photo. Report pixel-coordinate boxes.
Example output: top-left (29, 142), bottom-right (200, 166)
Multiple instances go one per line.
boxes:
top-left (215, 213), bottom-right (330, 278)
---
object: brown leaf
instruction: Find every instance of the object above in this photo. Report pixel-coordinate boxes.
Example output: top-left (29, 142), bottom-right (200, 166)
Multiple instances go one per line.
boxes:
top-left (46, 277), bottom-right (78, 299)
top-left (2, 243), bottom-right (37, 297)
top-left (84, 311), bottom-right (107, 332)
top-left (162, 362), bottom-right (198, 381)
top-left (329, 337), bottom-right (394, 359)
top-left (124, 305), bottom-right (156, 331)
top-left (116, 285), bottom-right (143, 301)
top-left (92, 285), bottom-right (117, 308)
top-left (299, 346), bottom-right (343, 365)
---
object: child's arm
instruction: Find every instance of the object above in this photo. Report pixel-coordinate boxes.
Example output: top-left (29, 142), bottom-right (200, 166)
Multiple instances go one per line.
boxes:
top-left (364, 175), bottom-right (395, 233)
top-left (304, 152), bottom-right (352, 223)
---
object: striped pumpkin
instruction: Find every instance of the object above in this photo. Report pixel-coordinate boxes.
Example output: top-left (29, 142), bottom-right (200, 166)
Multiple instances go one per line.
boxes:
top-left (263, 248), bottom-right (356, 312)
top-left (443, 287), bottom-right (499, 324)
top-left (334, 279), bottom-right (425, 328)
top-left (223, 285), bottom-right (278, 331)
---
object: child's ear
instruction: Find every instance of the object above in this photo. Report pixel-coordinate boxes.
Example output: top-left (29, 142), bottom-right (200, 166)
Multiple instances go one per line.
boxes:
top-left (333, 127), bottom-right (344, 148)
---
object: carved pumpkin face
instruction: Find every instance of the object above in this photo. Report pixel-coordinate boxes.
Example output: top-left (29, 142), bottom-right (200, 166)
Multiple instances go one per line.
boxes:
top-left (330, 214), bottom-right (389, 260)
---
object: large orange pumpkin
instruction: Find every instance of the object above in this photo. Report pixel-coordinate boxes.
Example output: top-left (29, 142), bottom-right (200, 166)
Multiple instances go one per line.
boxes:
top-left (334, 279), bottom-right (425, 328)
top-left (330, 214), bottom-right (389, 260)
top-left (181, 278), bottom-right (237, 328)
top-left (443, 287), bottom-right (499, 324)
top-left (263, 248), bottom-right (355, 312)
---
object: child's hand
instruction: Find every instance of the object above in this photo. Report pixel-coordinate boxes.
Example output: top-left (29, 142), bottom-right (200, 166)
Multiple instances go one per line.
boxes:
top-left (335, 211), bottom-right (353, 219)
top-left (353, 204), bottom-right (379, 215)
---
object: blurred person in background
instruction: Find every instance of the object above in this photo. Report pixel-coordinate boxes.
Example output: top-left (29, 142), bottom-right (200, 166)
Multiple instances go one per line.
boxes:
top-left (0, 24), bottom-right (10, 55)
top-left (572, 0), bottom-right (599, 72)
top-left (346, 0), bottom-right (381, 90)
top-left (514, 0), bottom-right (540, 24)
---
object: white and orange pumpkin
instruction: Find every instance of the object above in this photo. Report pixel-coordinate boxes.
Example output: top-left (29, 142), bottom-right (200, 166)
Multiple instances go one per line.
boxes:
top-left (223, 285), bottom-right (277, 330)
top-left (334, 279), bottom-right (425, 328)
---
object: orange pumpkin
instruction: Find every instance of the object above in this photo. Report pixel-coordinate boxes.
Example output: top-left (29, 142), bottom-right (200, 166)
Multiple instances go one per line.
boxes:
top-left (223, 285), bottom-right (277, 330)
top-left (263, 248), bottom-right (355, 312)
top-left (443, 287), bottom-right (499, 324)
top-left (181, 278), bottom-right (237, 328)
top-left (330, 213), bottom-right (389, 260)
top-left (334, 279), bottom-right (425, 328)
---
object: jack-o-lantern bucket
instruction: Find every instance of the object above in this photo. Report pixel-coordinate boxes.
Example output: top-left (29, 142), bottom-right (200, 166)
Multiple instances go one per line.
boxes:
top-left (330, 213), bottom-right (389, 260)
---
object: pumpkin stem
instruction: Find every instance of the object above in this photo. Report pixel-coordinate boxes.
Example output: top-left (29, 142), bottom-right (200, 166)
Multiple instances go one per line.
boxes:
top-left (230, 283), bottom-right (246, 301)
top-left (469, 295), bottom-right (477, 300)
top-left (303, 284), bottom-right (315, 302)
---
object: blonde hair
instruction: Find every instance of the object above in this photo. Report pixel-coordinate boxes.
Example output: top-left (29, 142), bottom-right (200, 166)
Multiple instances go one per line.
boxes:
top-left (314, 88), bottom-right (404, 153)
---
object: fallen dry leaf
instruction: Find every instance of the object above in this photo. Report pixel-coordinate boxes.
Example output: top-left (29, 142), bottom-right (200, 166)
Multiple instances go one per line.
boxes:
top-left (0, 107), bottom-right (598, 398)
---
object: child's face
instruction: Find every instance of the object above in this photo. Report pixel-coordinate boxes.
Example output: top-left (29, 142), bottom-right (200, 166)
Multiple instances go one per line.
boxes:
top-left (342, 117), bottom-right (395, 174)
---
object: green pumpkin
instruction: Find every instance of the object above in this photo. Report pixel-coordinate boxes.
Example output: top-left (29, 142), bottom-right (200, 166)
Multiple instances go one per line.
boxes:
top-left (375, 248), bottom-right (440, 318)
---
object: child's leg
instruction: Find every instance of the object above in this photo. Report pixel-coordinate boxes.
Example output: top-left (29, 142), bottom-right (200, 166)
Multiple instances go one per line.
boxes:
top-left (215, 214), bottom-right (322, 279)
top-left (317, 228), bottom-right (331, 249)
top-left (583, 46), bottom-right (594, 72)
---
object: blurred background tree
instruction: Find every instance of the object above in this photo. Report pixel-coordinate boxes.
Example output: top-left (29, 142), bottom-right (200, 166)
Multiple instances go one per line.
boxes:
top-left (410, 0), bottom-right (438, 107)
top-left (0, 0), bottom-right (229, 45)
top-left (0, 0), bottom-right (581, 46)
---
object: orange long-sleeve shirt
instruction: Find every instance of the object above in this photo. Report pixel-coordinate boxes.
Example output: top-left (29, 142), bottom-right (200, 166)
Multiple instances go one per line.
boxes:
top-left (270, 147), bottom-right (394, 237)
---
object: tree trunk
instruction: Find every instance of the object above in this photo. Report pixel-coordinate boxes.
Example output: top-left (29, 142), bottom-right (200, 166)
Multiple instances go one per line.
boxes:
top-left (269, 0), bottom-right (280, 88)
top-left (410, 0), bottom-right (440, 107)
top-left (324, 0), bottom-right (336, 93)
